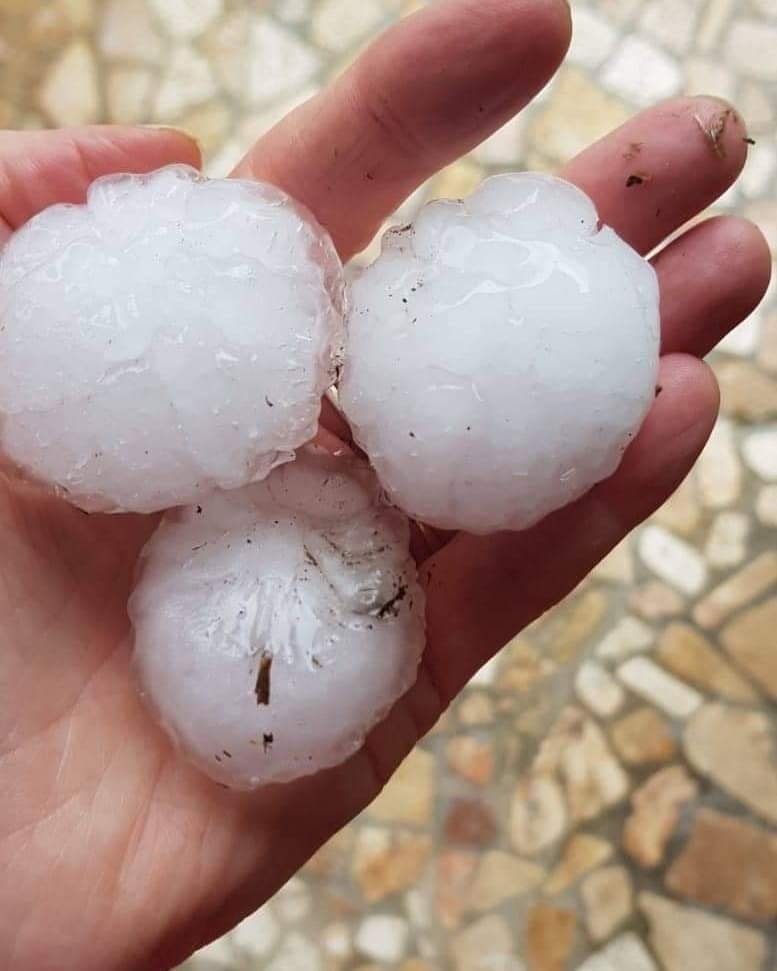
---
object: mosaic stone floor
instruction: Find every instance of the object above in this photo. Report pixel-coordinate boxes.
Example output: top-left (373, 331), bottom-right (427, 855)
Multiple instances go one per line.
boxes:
top-left (1, 0), bottom-right (776, 968)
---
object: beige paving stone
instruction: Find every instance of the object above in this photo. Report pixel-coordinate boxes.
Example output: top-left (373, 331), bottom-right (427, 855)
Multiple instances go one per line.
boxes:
top-left (535, 708), bottom-right (629, 822)
top-left (652, 475), bottom-right (700, 536)
top-left (591, 539), bottom-right (635, 584)
top-left (743, 426), bottom-right (777, 481)
top-left (268, 931), bottom-right (322, 971)
top-left (510, 774), bottom-right (567, 855)
top-left (367, 748), bottom-right (434, 824)
top-left (525, 904), bottom-right (577, 971)
top-left (739, 80), bottom-right (775, 135)
top-left (684, 703), bottom-right (777, 825)
top-left (697, 418), bottom-right (742, 508)
top-left (724, 18), bottom-right (777, 80)
top-left (38, 39), bottom-right (99, 126)
top-left (56, 0), bottom-right (94, 29)
top-left (639, 0), bottom-right (701, 53)
top-left (445, 735), bottom-right (495, 785)
top-left (149, 0), bottom-right (222, 38)
top-left (623, 766), bottom-right (698, 867)
top-left (609, 707), bottom-right (677, 765)
top-left (355, 914), bottom-right (409, 964)
top-left (760, 311), bottom-right (777, 374)
top-left (602, 36), bottom-right (682, 106)
top-left (274, 876), bottom-right (311, 923)
top-left (684, 55), bottom-right (736, 101)
top-left (304, 826), bottom-right (353, 878)
top-left (472, 114), bottom-right (528, 167)
top-left (567, 7), bottom-right (618, 69)
top-left (498, 642), bottom-right (554, 695)
top-left (574, 661), bottom-right (625, 717)
top-left (717, 309), bottom-right (762, 357)
top-left (321, 921), bottom-right (351, 960)
top-left (640, 892), bottom-right (767, 971)
top-left (756, 484), bottom-right (777, 525)
top-left (581, 865), bottom-right (633, 942)
top-left (435, 850), bottom-right (478, 930)
top-left (721, 596), bottom-right (777, 699)
top-left (100, 0), bottom-right (164, 63)
top-left (457, 690), bottom-right (495, 726)
top-left (576, 933), bottom-right (658, 971)
top-left (543, 834), bottom-right (614, 896)
top-left (450, 914), bottom-right (521, 971)
top-left (744, 201), bottom-right (777, 257)
top-left (430, 158), bottom-right (484, 201)
top-left (533, 588), bottom-right (609, 665)
top-left (154, 45), bottom-right (217, 120)
top-left (178, 100), bottom-right (233, 156)
top-left (527, 67), bottom-right (630, 162)
top-left (741, 141), bottom-right (777, 198)
top-left (717, 360), bottom-right (777, 420)
top-left (191, 933), bottom-right (234, 967)
top-left (466, 851), bottom-right (545, 911)
top-left (596, 616), bottom-right (654, 660)
top-left (105, 66), bottom-right (154, 124)
top-left (311, 0), bottom-right (385, 52)
top-left (697, 0), bottom-right (736, 50)
top-left (617, 656), bottom-right (702, 717)
top-left (199, 10), bottom-right (249, 98)
top-left (694, 551), bottom-right (777, 628)
top-left (666, 809), bottom-right (777, 922)
top-left (247, 17), bottom-right (321, 106)
top-left (704, 510), bottom-right (749, 568)
top-left (352, 827), bottom-right (432, 903)
top-left (28, 4), bottom-right (79, 47)
top-left (627, 581), bottom-right (685, 621)
top-left (656, 622), bottom-right (758, 702)
top-left (232, 905), bottom-right (280, 960)
top-left (638, 525), bottom-right (708, 596)
top-left (204, 138), bottom-right (246, 178)
top-left (403, 886), bottom-right (431, 931)
top-left (276, 0), bottom-right (312, 25)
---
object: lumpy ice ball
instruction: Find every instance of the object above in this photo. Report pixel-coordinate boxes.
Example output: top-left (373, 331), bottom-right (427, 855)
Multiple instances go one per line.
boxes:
top-left (0, 165), bottom-right (344, 513)
top-left (128, 447), bottom-right (425, 789)
top-left (339, 173), bottom-right (660, 534)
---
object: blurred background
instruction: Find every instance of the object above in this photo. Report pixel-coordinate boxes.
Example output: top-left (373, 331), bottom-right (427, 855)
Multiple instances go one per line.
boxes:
top-left (1, 0), bottom-right (776, 968)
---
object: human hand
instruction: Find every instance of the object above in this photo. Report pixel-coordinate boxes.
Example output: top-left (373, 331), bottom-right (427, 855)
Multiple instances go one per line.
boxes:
top-left (0, 1), bottom-right (770, 968)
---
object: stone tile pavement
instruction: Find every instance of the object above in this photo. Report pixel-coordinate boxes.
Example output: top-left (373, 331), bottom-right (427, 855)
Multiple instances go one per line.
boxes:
top-left (1, 0), bottom-right (776, 968)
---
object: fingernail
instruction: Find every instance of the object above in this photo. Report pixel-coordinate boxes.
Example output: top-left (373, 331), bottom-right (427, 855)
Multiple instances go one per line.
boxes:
top-left (141, 124), bottom-right (202, 156)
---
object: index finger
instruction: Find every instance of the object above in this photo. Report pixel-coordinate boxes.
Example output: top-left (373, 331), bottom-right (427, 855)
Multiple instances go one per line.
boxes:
top-left (0, 126), bottom-right (201, 242)
top-left (232, 0), bottom-right (572, 258)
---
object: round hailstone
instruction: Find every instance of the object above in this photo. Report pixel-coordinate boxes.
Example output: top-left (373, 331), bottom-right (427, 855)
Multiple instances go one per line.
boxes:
top-left (128, 447), bottom-right (425, 789)
top-left (339, 173), bottom-right (660, 534)
top-left (0, 165), bottom-right (344, 513)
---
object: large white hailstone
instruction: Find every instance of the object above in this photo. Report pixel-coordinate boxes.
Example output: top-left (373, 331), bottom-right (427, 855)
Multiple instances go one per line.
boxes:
top-left (339, 173), bottom-right (661, 534)
top-left (128, 447), bottom-right (425, 789)
top-left (0, 165), bottom-right (344, 513)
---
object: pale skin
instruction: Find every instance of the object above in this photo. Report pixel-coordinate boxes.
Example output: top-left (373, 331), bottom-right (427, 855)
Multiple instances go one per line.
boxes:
top-left (0, 0), bottom-right (771, 968)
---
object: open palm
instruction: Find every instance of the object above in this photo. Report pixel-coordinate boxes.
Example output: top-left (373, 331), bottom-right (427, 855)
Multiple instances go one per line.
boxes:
top-left (0, 2), bottom-right (770, 969)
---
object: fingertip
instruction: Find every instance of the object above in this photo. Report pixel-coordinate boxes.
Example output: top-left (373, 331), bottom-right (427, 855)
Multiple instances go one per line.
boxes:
top-left (709, 214), bottom-right (773, 317)
top-left (651, 353), bottom-right (720, 452)
top-left (656, 215), bottom-right (773, 357)
top-left (670, 94), bottom-right (749, 177)
top-left (599, 354), bottom-right (719, 521)
top-left (136, 125), bottom-right (203, 169)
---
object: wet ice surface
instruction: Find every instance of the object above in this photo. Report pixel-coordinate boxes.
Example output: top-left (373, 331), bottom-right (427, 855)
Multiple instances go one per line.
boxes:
top-left (129, 447), bottom-right (425, 789)
top-left (339, 173), bottom-right (661, 534)
top-left (0, 165), bottom-right (345, 513)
